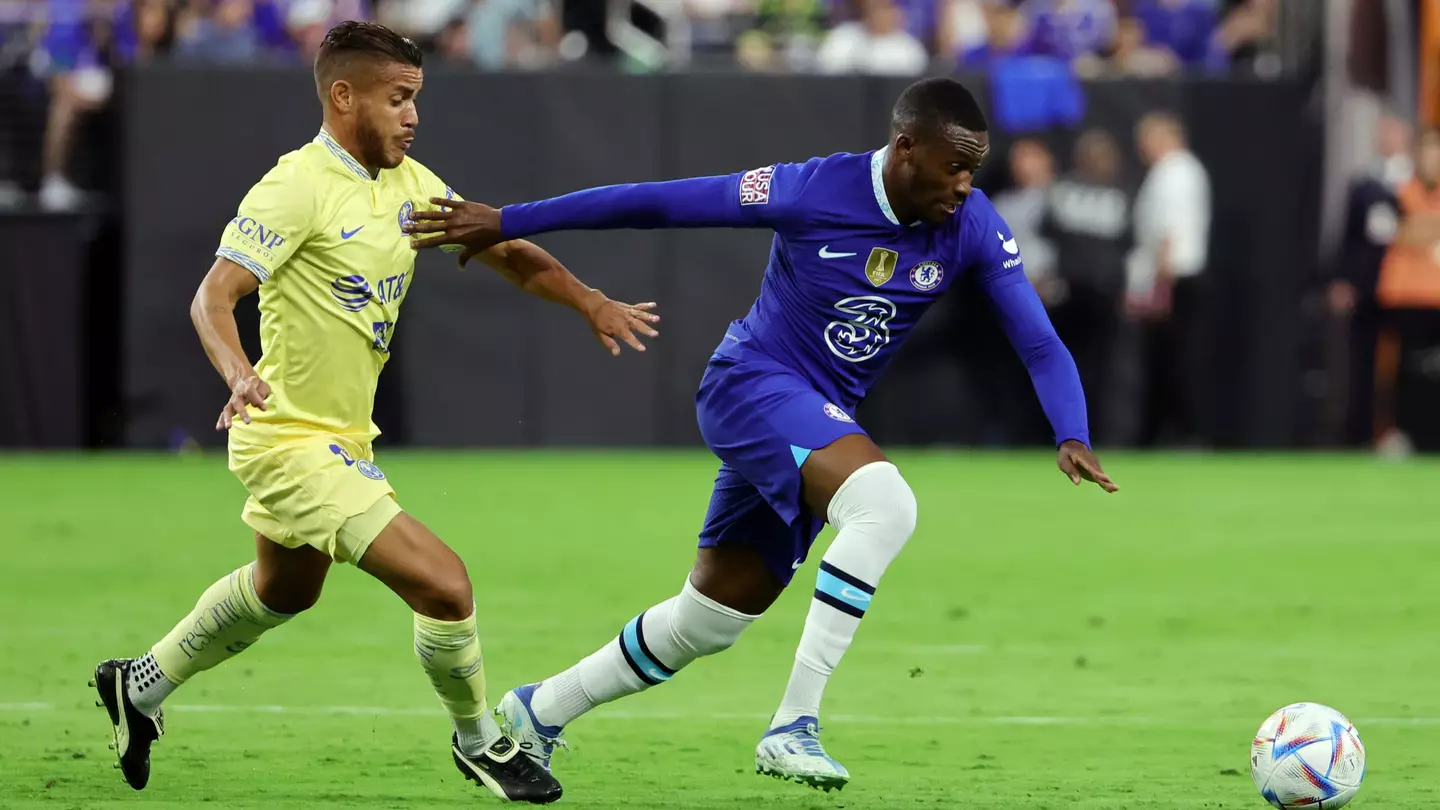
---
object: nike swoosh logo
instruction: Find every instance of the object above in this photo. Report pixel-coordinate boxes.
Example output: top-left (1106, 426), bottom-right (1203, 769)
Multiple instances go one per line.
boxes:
top-left (998, 231), bottom-right (1019, 255)
top-left (840, 587), bottom-right (873, 604)
top-left (341, 226), bottom-right (365, 240)
top-left (113, 677), bottom-right (130, 755)
top-left (819, 245), bottom-right (857, 259)
top-left (792, 559), bottom-right (804, 570)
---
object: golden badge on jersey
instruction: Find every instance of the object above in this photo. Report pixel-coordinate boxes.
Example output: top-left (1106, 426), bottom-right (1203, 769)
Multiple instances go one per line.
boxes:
top-left (864, 248), bottom-right (899, 287)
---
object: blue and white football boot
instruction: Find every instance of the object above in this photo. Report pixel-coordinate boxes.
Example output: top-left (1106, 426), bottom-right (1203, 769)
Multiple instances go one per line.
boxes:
top-left (755, 716), bottom-right (850, 792)
top-left (495, 683), bottom-right (568, 773)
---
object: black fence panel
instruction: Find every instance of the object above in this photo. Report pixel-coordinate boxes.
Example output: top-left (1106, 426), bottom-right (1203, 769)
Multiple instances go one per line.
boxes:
top-left (96, 69), bottom-right (1321, 450)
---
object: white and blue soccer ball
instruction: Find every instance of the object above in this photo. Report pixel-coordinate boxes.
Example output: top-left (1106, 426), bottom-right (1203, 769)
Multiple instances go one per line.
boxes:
top-left (1250, 702), bottom-right (1365, 809)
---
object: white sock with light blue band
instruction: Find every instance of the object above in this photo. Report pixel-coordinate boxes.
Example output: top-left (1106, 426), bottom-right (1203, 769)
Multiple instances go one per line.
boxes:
top-left (772, 461), bottom-right (917, 729)
top-left (529, 579), bottom-right (757, 730)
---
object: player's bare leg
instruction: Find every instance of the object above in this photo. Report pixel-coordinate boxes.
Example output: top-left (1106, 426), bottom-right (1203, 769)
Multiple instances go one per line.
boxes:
top-left (756, 434), bottom-right (917, 792)
top-left (356, 511), bottom-right (561, 804)
top-left (496, 545), bottom-right (777, 772)
top-left (93, 533), bottom-right (324, 789)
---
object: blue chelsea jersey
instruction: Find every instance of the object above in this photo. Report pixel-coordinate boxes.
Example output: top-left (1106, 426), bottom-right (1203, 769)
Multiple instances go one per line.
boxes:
top-left (714, 148), bottom-right (1023, 409)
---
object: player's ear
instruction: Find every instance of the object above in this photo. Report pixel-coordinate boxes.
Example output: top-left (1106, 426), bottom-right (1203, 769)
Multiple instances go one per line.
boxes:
top-left (893, 132), bottom-right (917, 162)
top-left (329, 79), bottom-right (355, 112)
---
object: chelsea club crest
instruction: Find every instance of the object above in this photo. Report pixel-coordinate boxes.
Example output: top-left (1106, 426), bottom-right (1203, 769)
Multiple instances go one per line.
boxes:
top-left (909, 261), bottom-right (943, 292)
top-left (398, 201), bottom-right (415, 232)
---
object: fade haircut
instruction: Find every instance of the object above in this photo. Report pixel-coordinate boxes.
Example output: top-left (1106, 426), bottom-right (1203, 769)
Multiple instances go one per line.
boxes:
top-left (891, 78), bottom-right (988, 140)
top-left (314, 21), bottom-right (424, 102)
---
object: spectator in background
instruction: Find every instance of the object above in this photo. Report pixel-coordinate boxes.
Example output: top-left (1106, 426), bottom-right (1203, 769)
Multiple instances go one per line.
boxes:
top-left (1041, 129), bottom-right (1132, 443)
top-left (1020, 0), bottom-right (1116, 63)
top-left (276, 0), bottom-right (371, 61)
top-left (1372, 128), bottom-right (1440, 456)
top-left (1079, 13), bottom-right (1176, 77)
top-left (0, 1), bottom-right (42, 207)
top-left (433, 13), bottom-right (473, 66)
top-left (466, 0), bottom-right (561, 70)
top-left (285, 0), bottom-right (338, 60)
top-left (956, 1), bottom-right (1029, 68)
top-left (378, 0), bottom-right (464, 47)
top-left (1131, 0), bottom-right (1219, 68)
top-left (992, 138), bottom-right (1057, 294)
top-left (937, 0), bottom-right (989, 63)
top-left (173, 0), bottom-right (263, 64)
top-left (1211, 0), bottom-right (1278, 76)
top-left (815, 0), bottom-right (927, 76)
top-left (827, 0), bottom-right (940, 53)
top-left (1126, 111), bottom-right (1211, 447)
top-left (687, 0), bottom-right (747, 58)
top-left (1329, 115), bottom-right (1411, 448)
top-left (35, 0), bottom-right (172, 211)
top-left (736, 0), bottom-right (828, 72)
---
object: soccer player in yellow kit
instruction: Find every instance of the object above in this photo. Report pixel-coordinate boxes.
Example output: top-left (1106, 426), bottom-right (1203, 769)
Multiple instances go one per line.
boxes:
top-left (90, 22), bottom-right (657, 804)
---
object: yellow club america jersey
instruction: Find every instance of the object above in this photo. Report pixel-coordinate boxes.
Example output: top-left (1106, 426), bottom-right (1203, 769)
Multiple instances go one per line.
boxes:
top-left (216, 128), bottom-right (458, 442)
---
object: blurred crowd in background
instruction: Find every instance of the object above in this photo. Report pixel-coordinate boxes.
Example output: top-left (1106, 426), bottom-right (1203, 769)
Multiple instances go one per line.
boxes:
top-left (0, 0), bottom-right (1281, 77)
top-left (4, 0), bottom-right (1439, 458)
top-left (0, 0), bottom-right (1281, 213)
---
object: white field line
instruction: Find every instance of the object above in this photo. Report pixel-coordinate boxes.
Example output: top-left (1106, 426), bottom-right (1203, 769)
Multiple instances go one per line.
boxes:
top-left (5, 701), bottom-right (1439, 726)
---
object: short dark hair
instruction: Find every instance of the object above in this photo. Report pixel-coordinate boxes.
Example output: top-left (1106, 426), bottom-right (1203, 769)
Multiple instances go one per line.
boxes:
top-left (891, 78), bottom-right (987, 139)
top-left (314, 21), bottom-right (423, 99)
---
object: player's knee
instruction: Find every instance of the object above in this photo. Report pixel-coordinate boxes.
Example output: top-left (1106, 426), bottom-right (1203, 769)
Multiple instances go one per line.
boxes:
top-left (413, 571), bottom-right (474, 621)
top-left (255, 579), bottom-right (324, 615)
top-left (828, 460), bottom-right (918, 539)
top-left (671, 580), bottom-right (755, 658)
top-left (251, 567), bottom-right (325, 615)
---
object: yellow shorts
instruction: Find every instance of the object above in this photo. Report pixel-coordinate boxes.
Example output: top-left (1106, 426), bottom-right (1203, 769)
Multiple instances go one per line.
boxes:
top-left (228, 433), bottom-right (401, 564)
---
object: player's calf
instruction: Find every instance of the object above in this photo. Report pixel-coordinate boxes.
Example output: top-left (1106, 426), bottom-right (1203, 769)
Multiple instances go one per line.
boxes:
top-left (501, 576), bottom-right (759, 769)
top-left (356, 510), bottom-right (563, 798)
top-left (763, 459), bottom-right (915, 783)
top-left (92, 561), bottom-right (299, 788)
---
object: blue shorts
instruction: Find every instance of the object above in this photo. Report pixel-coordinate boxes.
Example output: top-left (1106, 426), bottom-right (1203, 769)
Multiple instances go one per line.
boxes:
top-left (695, 354), bottom-right (867, 585)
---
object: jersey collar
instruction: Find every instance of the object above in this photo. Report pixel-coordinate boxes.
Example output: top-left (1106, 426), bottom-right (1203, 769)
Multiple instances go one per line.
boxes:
top-left (870, 146), bottom-right (901, 226)
top-left (871, 146), bottom-right (924, 228)
top-left (316, 128), bottom-right (375, 182)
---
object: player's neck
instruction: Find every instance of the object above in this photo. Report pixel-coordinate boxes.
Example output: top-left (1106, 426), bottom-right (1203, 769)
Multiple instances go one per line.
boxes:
top-left (879, 159), bottom-right (919, 226)
top-left (322, 121), bottom-right (381, 179)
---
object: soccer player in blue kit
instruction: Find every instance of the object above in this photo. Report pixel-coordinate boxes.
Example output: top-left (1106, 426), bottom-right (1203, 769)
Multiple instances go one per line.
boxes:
top-left (407, 78), bottom-right (1119, 792)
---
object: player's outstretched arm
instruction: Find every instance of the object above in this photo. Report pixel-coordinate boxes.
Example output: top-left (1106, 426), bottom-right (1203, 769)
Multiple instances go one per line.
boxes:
top-left (476, 239), bottom-right (660, 356)
top-left (407, 165), bottom-right (810, 253)
top-left (978, 256), bottom-right (1119, 494)
top-left (191, 258), bottom-right (270, 429)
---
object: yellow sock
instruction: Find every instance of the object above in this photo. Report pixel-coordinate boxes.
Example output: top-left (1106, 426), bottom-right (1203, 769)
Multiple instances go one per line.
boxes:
top-left (414, 611), bottom-right (498, 755)
top-left (150, 563), bottom-right (293, 685)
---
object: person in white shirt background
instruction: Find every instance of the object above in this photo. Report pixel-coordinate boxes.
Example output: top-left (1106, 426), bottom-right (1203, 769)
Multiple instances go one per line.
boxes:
top-left (815, 0), bottom-right (928, 76)
top-left (1125, 111), bottom-right (1213, 447)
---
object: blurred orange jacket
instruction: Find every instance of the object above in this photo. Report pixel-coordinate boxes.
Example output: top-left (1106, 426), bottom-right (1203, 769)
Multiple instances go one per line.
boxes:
top-left (1377, 180), bottom-right (1440, 309)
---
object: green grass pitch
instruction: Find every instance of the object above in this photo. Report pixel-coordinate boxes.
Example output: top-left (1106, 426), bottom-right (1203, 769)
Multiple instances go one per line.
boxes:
top-left (2, 450), bottom-right (1438, 809)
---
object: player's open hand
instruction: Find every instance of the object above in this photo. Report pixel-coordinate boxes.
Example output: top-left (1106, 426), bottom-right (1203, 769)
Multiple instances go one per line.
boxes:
top-left (584, 293), bottom-right (660, 356)
top-left (1057, 439), bottom-right (1118, 493)
top-left (218, 374), bottom-right (271, 431)
top-left (405, 198), bottom-right (503, 255)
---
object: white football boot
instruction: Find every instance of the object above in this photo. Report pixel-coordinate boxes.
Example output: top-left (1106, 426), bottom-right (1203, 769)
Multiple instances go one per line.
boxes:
top-left (755, 715), bottom-right (850, 792)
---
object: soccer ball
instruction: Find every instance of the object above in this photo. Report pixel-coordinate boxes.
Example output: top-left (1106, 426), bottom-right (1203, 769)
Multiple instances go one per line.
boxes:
top-left (1250, 702), bottom-right (1365, 808)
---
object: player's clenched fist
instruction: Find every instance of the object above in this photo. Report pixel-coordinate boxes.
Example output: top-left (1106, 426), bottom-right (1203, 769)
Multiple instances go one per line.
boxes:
top-left (405, 197), bottom-right (502, 259)
top-left (218, 374), bottom-right (271, 431)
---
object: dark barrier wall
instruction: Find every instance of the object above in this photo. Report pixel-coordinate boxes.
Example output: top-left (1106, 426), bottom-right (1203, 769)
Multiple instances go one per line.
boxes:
top-left (0, 215), bottom-right (94, 448)
top-left (115, 68), bottom-right (1321, 450)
